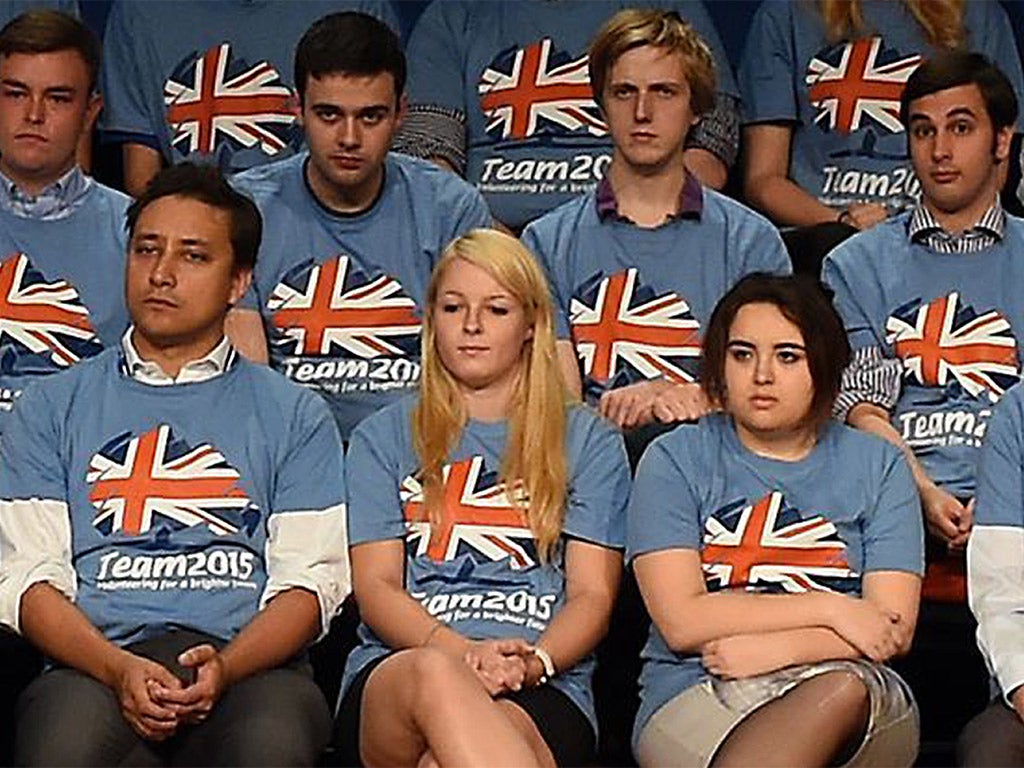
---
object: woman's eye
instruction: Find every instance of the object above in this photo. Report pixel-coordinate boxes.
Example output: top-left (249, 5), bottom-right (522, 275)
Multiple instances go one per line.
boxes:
top-left (441, 303), bottom-right (460, 313)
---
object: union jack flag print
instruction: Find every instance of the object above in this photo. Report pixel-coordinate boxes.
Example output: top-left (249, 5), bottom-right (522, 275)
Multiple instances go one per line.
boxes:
top-left (164, 43), bottom-right (297, 157)
top-left (570, 269), bottom-right (701, 386)
top-left (886, 292), bottom-right (1019, 398)
top-left (269, 256), bottom-right (420, 358)
top-left (0, 253), bottom-right (100, 367)
top-left (702, 491), bottom-right (857, 593)
top-left (478, 38), bottom-right (605, 140)
top-left (806, 37), bottom-right (922, 135)
top-left (402, 457), bottom-right (535, 569)
top-left (88, 425), bottom-right (256, 537)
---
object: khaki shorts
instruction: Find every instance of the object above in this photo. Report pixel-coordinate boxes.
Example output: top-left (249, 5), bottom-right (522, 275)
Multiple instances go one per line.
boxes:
top-left (635, 659), bottom-right (918, 768)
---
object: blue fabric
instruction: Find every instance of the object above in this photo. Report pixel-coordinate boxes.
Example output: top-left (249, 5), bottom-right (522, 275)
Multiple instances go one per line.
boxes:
top-left (0, 181), bottom-right (130, 430)
top-left (405, 0), bottom-right (735, 230)
top-left (232, 152), bottom-right (491, 440)
top-left (98, 0), bottom-right (399, 173)
top-left (823, 213), bottom-right (1024, 497)
top-left (627, 413), bottom-right (923, 743)
top-left (522, 187), bottom-right (790, 402)
top-left (341, 396), bottom-right (631, 731)
top-left (739, 0), bottom-right (1024, 212)
top-left (0, 348), bottom-right (345, 646)
top-left (975, 383), bottom-right (1024, 529)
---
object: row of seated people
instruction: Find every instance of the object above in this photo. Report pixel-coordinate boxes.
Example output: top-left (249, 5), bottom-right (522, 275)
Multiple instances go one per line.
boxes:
top-left (8, 0), bottom-right (1024, 273)
top-left (0, 5), bottom-right (1023, 766)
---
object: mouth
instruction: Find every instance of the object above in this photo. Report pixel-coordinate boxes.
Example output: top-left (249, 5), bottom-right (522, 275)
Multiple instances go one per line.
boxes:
top-left (931, 169), bottom-right (960, 184)
top-left (458, 345), bottom-right (489, 356)
top-left (630, 131), bottom-right (657, 141)
top-left (14, 133), bottom-right (47, 143)
top-left (749, 395), bottom-right (778, 408)
top-left (143, 296), bottom-right (178, 309)
top-left (331, 155), bottom-right (362, 170)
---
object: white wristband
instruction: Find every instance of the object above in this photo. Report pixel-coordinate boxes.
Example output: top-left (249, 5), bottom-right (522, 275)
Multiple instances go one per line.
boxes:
top-left (533, 646), bottom-right (556, 684)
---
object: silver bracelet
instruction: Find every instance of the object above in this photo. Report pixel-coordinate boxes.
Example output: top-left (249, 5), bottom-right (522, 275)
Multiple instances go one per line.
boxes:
top-left (533, 646), bottom-right (556, 684)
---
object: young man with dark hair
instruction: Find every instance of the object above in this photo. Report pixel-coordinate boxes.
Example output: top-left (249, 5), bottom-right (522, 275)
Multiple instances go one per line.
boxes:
top-left (98, 0), bottom-right (397, 197)
top-left (0, 163), bottom-right (349, 767)
top-left (0, 9), bottom-right (129, 426)
top-left (822, 50), bottom-right (1023, 751)
top-left (232, 11), bottom-right (492, 442)
top-left (522, 8), bottom-right (789, 449)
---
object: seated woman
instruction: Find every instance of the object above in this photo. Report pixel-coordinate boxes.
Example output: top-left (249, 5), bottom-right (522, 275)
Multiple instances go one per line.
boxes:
top-left (628, 273), bottom-right (924, 767)
top-left (334, 229), bottom-right (630, 767)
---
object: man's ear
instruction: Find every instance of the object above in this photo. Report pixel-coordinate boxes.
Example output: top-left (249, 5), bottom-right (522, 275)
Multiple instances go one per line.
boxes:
top-left (228, 267), bottom-right (253, 308)
top-left (995, 124), bottom-right (1014, 164)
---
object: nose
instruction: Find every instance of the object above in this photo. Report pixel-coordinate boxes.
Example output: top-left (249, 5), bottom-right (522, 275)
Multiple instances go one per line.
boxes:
top-left (634, 91), bottom-right (651, 123)
top-left (148, 253), bottom-right (175, 288)
top-left (932, 129), bottom-right (952, 161)
top-left (25, 94), bottom-right (45, 125)
top-left (337, 116), bottom-right (361, 149)
top-left (753, 354), bottom-right (774, 384)
top-left (462, 305), bottom-right (482, 334)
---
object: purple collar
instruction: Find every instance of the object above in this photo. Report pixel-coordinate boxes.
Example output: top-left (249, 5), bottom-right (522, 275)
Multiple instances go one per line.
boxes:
top-left (595, 171), bottom-right (703, 223)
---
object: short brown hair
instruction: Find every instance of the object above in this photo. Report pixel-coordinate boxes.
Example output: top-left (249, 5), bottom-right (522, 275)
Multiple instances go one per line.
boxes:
top-left (0, 10), bottom-right (100, 92)
top-left (701, 273), bottom-right (850, 432)
top-left (588, 8), bottom-right (716, 116)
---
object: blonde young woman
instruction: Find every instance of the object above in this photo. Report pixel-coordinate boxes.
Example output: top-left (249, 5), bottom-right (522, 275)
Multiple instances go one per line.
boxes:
top-left (629, 275), bottom-right (924, 766)
top-left (332, 229), bottom-right (630, 767)
top-left (738, 0), bottom-right (1023, 269)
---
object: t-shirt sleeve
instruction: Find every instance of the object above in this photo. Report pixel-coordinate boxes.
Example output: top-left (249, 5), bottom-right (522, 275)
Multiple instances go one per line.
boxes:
top-left (562, 412), bottom-right (630, 549)
top-left (860, 445), bottom-right (924, 575)
top-left (821, 247), bottom-right (884, 351)
top-left (737, 0), bottom-right (798, 124)
top-left (98, 0), bottom-right (159, 143)
top-left (627, 430), bottom-right (704, 560)
top-left (262, 391), bottom-right (350, 635)
top-left (975, 2), bottom-right (1024, 109)
top-left (0, 384), bottom-right (76, 632)
top-left (521, 222), bottom-right (571, 339)
top-left (345, 410), bottom-right (408, 545)
top-left (444, 182), bottom-right (493, 241)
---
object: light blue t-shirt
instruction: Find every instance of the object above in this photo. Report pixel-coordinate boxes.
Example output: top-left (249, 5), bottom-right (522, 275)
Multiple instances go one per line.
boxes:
top-left (739, 0), bottom-right (1024, 212)
top-left (0, 348), bottom-right (346, 646)
top-left (522, 186), bottom-right (790, 402)
top-left (342, 396), bottom-right (631, 731)
top-left (627, 414), bottom-right (923, 745)
top-left (232, 152), bottom-right (491, 440)
top-left (0, 181), bottom-right (130, 429)
top-left (823, 213), bottom-right (1024, 497)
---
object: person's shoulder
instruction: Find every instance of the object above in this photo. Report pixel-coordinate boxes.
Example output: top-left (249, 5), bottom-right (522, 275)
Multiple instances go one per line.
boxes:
top-left (820, 418), bottom-right (907, 471)
top-left (566, 404), bottom-right (619, 443)
top-left (18, 347), bottom-right (120, 411)
top-left (350, 393), bottom-right (416, 444)
top-left (523, 192), bottom-right (596, 242)
top-left (701, 188), bottom-right (779, 233)
top-left (826, 213), bottom-right (909, 269)
top-left (231, 154), bottom-right (304, 203)
top-left (86, 180), bottom-right (132, 215)
top-left (388, 152), bottom-right (478, 199)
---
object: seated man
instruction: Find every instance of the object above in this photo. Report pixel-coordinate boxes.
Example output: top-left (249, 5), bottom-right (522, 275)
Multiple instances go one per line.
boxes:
top-left (822, 51), bottom-right (1024, 748)
top-left (232, 12), bottom-right (491, 442)
top-left (523, 8), bottom-right (789, 457)
top-left (397, 0), bottom-right (739, 232)
top-left (0, 164), bottom-right (350, 767)
top-left (0, 9), bottom-right (131, 430)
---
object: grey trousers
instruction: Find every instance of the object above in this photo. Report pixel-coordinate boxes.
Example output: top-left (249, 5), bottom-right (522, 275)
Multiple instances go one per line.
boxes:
top-left (14, 642), bottom-right (330, 767)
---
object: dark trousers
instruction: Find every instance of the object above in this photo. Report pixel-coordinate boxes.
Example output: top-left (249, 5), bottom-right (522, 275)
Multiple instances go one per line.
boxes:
top-left (15, 631), bottom-right (331, 767)
top-left (782, 222), bottom-right (858, 277)
top-left (958, 698), bottom-right (1024, 767)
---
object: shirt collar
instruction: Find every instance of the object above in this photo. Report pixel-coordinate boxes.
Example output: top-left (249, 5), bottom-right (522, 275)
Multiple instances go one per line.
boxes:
top-left (595, 170), bottom-right (703, 223)
top-left (908, 200), bottom-right (1005, 244)
top-left (0, 165), bottom-right (91, 220)
top-left (121, 329), bottom-right (236, 386)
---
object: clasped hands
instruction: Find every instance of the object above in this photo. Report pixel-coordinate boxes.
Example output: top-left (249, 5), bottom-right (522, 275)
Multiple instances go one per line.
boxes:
top-left (463, 637), bottom-right (543, 696)
top-left (112, 643), bottom-right (227, 741)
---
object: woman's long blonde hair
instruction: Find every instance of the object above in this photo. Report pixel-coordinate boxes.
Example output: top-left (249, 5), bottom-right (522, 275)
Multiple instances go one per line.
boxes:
top-left (412, 229), bottom-right (573, 563)
top-left (820, 0), bottom-right (966, 49)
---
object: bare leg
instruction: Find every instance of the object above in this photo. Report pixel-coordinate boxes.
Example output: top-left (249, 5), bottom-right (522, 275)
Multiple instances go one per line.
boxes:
top-left (495, 699), bottom-right (557, 768)
top-left (360, 648), bottom-right (542, 768)
top-left (712, 671), bottom-right (869, 767)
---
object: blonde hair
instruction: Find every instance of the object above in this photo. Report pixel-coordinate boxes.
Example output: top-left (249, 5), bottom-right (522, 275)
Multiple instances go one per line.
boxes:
top-left (589, 8), bottom-right (717, 117)
top-left (819, 0), bottom-right (966, 49)
top-left (412, 229), bottom-right (574, 563)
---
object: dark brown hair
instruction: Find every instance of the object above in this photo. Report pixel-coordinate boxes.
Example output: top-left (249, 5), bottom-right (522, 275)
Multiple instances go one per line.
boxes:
top-left (0, 10), bottom-right (100, 92)
top-left (701, 273), bottom-right (850, 431)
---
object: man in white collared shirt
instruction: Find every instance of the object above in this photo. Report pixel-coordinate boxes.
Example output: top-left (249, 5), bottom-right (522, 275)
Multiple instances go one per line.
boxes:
top-left (0, 163), bottom-right (349, 766)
